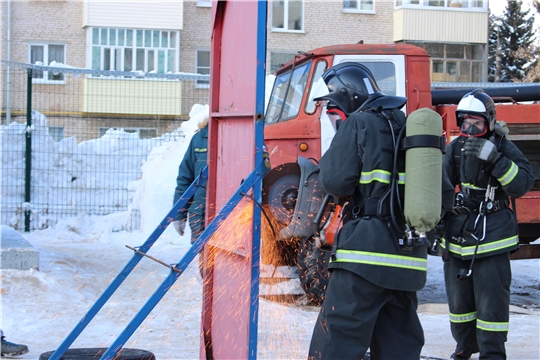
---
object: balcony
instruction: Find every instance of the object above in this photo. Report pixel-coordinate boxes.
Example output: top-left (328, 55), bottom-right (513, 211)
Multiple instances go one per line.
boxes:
top-left (395, 0), bottom-right (488, 10)
top-left (83, 77), bottom-right (182, 116)
top-left (393, 0), bottom-right (489, 43)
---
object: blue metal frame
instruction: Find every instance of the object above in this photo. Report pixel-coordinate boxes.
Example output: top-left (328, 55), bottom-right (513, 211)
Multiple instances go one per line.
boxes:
top-left (49, 167), bottom-right (209, 360)
top-left (248, 1), bottom-right (268, 359)
top-left (99, 161), bottom-right (265, 360)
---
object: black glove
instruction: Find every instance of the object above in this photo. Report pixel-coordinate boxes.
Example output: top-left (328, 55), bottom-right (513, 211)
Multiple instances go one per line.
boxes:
top-left (463, 137), bottom-right (500, 164)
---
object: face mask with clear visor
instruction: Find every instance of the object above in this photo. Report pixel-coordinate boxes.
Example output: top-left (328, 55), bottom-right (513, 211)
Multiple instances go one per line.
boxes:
top-left (459, 113), bottom-right (488, 137)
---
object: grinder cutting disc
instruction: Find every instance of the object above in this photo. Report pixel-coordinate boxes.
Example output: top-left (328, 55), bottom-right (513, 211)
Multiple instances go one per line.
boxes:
top-left (262, 163), bottom-right (301, 225)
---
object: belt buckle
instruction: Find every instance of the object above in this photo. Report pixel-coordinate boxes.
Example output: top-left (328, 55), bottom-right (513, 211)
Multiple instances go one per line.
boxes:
top-left (485, 200), bottom-right (499, 214)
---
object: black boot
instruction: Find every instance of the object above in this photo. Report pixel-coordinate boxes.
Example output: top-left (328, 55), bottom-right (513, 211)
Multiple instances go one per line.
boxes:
top-left (1, 336), bottom-right (29, 357)
top-left (450, 349), bottom-right (475, 360)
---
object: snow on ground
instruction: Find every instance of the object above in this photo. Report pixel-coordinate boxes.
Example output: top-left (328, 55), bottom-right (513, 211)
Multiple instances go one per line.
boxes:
top-left (1, 107), bottom-right (539, 359)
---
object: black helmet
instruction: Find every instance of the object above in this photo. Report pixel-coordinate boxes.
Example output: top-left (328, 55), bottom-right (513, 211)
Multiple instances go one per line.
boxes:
top-left (314, 62), bottom-right (382, 116)
top-left (456, 89), bottom-right (496, 132)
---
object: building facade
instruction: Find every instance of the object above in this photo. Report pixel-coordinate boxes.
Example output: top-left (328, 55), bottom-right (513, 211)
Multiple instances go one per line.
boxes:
top-left (0, 0), bottom-right (489, 140)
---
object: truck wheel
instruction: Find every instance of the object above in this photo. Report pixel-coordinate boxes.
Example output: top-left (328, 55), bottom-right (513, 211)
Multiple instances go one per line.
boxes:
top-left (296, 237), bottom-right (331, 306)
top-left (39, 348), bottom-right (155, 360)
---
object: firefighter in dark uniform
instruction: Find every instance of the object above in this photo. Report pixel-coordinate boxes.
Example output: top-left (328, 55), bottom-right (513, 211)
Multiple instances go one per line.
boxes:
top-left (441, 89), bottom-right (534, 359)
top-left (173, 115), bottom-right (209, 244)
top-left (308, 62), bottom-right (451, 359)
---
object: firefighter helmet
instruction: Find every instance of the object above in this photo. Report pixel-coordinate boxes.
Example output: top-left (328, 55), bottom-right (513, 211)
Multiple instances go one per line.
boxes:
top-left (314, 62), bottom-right (382, 116)
top-left (456, 88), bottom-right (496, 132)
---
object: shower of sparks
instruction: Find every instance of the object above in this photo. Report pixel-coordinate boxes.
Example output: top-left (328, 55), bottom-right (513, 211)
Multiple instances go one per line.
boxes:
top-left (59, 194), bottom-right (314, 359)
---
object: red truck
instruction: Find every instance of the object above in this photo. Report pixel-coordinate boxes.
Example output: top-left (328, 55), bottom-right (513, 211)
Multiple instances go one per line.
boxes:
top-left (260, 43), bottom-right (540, 304)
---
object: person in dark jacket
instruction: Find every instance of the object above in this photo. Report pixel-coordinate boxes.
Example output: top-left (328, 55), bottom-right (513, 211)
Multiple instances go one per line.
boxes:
top-left (307, 62), bottom-right (453, 359)
top-left (172, 115), bottom-right (209, 245)
top-left (441, 89), bottom-right (534, 360)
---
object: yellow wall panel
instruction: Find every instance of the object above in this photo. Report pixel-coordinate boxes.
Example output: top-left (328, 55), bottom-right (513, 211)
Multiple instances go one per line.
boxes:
top-left (83, 79), bottom-right (182, 116)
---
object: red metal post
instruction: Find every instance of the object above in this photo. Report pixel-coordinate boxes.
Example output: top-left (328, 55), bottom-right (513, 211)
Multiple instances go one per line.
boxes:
top-left (202, 1), bottom-right (265, 358)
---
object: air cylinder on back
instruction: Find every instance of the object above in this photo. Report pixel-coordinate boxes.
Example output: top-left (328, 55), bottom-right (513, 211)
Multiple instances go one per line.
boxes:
top-left (403, 108), bottom-right (444, 234)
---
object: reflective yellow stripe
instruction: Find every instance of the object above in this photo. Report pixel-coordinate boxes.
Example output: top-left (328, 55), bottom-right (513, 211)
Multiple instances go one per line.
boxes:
top-left (449, 311), bottom-right (477, 323)
top-left (441, 236), bottom-right (518, 257)
top-left (331, 250), bottom-right (427, 271)
top-left (477, 319), bottom-right (509, 332)
top-left (461, 182), bottom-right (486, 191)
top-left (360, 170), bottom-right (405, 185)
top-left (194, 148), bottom-right (207, 153)
top-left (498, 161), bottom-right (518, 186)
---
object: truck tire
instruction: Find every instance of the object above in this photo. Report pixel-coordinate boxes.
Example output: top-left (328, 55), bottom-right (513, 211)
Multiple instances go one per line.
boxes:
top-left (296, 237), bottom-right (331, 306)
top-left (39, 348), bottom-right (155, 360)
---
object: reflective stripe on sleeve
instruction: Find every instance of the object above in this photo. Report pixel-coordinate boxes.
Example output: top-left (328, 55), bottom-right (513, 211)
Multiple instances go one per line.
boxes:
top-left (331, 250), bottom-right (427, 271)
top-left (449, 311), bottom-right (477, 323)
top-left (360, 170), bottom-right (405, 185)
top-left (497, 161), bottom-right (518, 186)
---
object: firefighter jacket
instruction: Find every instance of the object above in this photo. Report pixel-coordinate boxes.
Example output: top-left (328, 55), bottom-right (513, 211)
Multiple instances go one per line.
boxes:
top-left (318, 100), bottom-right (429, 292)
top-left (173, 124), bottom-right (208, 222)
top-left (441, 135), bottom-right (534, 260)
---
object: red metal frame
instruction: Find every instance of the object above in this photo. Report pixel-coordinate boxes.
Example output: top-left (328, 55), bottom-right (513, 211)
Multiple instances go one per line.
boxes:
top-left (203, 1), bottom-right (262, 358)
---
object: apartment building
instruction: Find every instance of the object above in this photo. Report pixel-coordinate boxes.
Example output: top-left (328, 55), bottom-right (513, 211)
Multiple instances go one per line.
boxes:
top-left (0, 0), bottom-right (489, 140)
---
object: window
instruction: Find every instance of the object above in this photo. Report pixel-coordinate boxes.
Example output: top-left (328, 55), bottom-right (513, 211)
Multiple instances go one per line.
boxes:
top-left (196, 0), bottom-right (212, 7)
top-left (410, 42), bottom-right (484, 82)
top-left (272, 0), bottom-right (304, 32)
top-left (305, 60), bottom-right (328, 114)
top-left (396, 0), bottom-right (487, 10)
top-left (99, 127), bottom-right (157, 139)
top-left (29, 44), bottom-right (65, 82)
top-left (90, 27), bottom-right (179, 73)
top-left (196, 50), bottom-right (210, 88)
top-left (48, 127), bottom-right (64, 142)
top-left (270, 52), bottom-right (297, 73)
top-left (343, 0), bottom-right (374, 12)
top-left (265, 61), bottom-right (311, 124)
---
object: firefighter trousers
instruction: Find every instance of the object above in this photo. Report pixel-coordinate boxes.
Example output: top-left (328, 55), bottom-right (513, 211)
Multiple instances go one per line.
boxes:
top-left (444, 252), bottom-right (511, 359)
top-left (308, 268), bottom-right (424, 360)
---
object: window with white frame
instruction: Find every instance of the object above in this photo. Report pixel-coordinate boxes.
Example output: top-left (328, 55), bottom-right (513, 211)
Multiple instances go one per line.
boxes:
top-left (343, 0), bottom-right (374, 12)
top-left (90, 27), bottom-right (179, 73)
top-left (196, 0), bottom-right (212, 7)
top-left (196, 50), bottom-right (210, 87)
top-left (272, 0), bottom-right (304, 32)
top-left (29, 43), bottom-right (65, 82)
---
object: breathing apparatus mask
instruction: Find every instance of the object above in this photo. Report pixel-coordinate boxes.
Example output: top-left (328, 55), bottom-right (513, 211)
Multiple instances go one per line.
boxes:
top-left (325, 101), bottom-right (346, 130)
top-left (458, 113), bottom-right (488, 138)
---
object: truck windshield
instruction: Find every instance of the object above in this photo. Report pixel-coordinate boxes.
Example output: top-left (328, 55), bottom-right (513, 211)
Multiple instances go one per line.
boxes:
top-left (265, 61), bottom-right (312, 125)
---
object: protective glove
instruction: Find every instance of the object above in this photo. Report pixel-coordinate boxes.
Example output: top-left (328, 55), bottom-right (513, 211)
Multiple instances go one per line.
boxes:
top-left (463, 137), bottom-right (500, 164)
top-left (173, 219), bottom-right (187, 236)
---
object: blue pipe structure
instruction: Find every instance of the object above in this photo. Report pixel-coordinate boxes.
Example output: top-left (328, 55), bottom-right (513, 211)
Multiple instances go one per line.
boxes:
top-left (99, 161), bottom-right (266, 360)
top-left (248, 1), bottom-right (268, 359)
top-left (48, 167), bottom-right (209, 360)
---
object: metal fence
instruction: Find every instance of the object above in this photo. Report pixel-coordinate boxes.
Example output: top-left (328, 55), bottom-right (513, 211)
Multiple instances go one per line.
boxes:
top-left (1, 61), bottom-right (210, 231)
